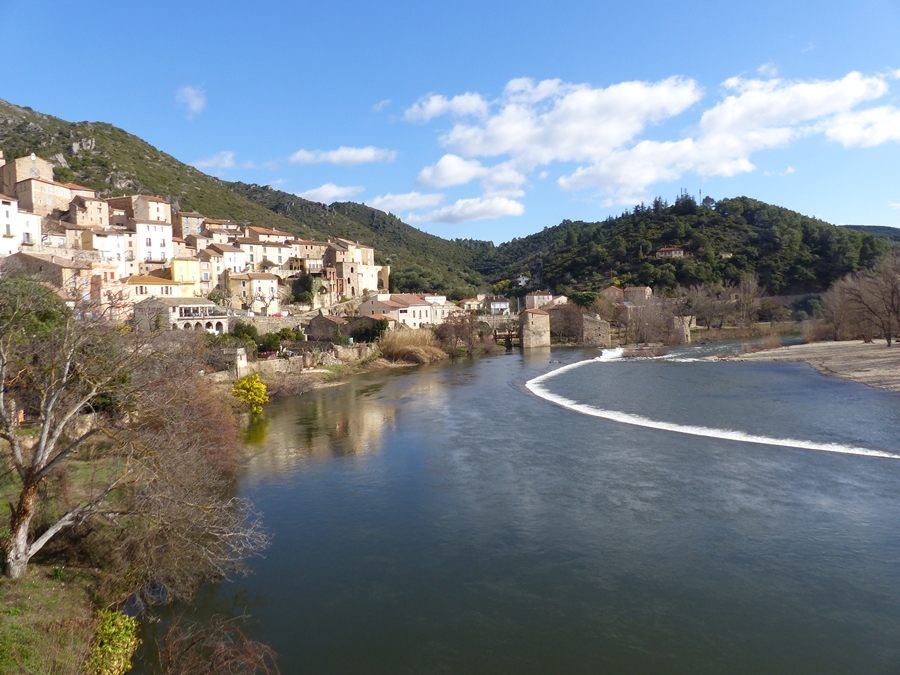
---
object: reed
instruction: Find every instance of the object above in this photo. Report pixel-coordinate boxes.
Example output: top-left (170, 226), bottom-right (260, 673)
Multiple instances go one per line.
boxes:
top-left (379, 329), bottom-right (448, 364)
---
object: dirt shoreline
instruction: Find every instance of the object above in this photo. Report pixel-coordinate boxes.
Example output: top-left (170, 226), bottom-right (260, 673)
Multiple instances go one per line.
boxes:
top-left (717, 340), bottom-right (900, 392)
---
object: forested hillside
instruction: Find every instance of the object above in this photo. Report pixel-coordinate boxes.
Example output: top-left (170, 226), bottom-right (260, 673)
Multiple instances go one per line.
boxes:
top-left (472, 194), bottom-right (892, 297)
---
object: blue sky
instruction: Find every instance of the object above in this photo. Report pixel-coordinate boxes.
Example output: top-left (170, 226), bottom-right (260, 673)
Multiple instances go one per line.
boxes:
top-left (2, 0), bottom-right (899, 243)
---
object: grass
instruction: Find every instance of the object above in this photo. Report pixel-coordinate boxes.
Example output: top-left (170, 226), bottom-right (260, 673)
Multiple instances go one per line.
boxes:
top-left (0, 565), bottom-right (99, 674)
top-left (379, 330), bottom-right (448, 364)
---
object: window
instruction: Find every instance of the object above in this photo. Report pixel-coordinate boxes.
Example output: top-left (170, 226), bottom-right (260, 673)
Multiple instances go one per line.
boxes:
top-left (21, 232), bottom-right (32, 244)
top-left (202, 272), bottom-right (210, 281)
top-left (145, 238), bottom-right (151, 246)
top-left (160, 239), bottom-right (165, 248)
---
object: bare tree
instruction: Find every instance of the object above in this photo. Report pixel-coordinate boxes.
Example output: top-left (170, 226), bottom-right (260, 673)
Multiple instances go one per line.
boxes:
top-left (0, 277), bottom-right (266, 586)
top-left (841, 252), bottom-right (900, 346)
top-left (159, 615), bottom-right (280, 675)
top-left (737, 272), bottom-right (763, 328)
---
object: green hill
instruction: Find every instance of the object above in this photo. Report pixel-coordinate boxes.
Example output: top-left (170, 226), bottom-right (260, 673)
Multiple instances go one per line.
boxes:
top-left (842, 225), bottom-right (900, 243)
top-left (475, 194), bottom-right (893, 297)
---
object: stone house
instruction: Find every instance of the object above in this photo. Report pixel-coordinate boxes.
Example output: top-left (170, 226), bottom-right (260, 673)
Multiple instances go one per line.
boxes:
top-left (525, 290), bottom-right (553, 309)
top-left (305, 311), bottom-right (349, 341)
top-left (14, 177), bottom-right (74, 216)
top-left (172, 211), bottom-right (205, 238)
top-left (1, 153), bottom-right (55, 198)
top-left (358, 293), bottom-right (449, 329)
top-left (344, 314), bottom-right (396, 341)
top-left (68, 195), bottom-right (110, 226)
top-left (244, 225), bottom-right (293, 243)
top-left (655, 247), bottom-right (685, 259)
top-left (105, 195), bottom-right (171, 223)
top-left (600, 286), bottom-right (624, 304)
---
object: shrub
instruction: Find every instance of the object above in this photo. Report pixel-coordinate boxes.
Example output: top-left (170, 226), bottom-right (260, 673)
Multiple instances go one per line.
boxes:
top-left (232, 321), bottom-right (259, 344)
top-left (258, 332), bottom-right (282, 352)
top-left (84, 610), bottom-right (141, 675)
top-left (233, 374), bottom-right (269, 415)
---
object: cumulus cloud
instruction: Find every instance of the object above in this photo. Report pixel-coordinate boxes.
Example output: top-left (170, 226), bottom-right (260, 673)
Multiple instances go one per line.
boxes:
top-left (297, 183), bottom-right (365, 203)
top-left (439, 76), bottom-right (703, 166)
top-left (405, 70), bottom-right (900, 209)
top-left (417, 154), bottom-right (488, 187)
top-left (404, 93), bottom-right (489, 122)
top-left (890, 203), bottom-right (900, 209)
top-left (194, 150), bottom-right (235, 171)
top-left (176, 85), bottom-right (206, 118)
top-left (290, 146), bottom-right (397, 166)
top-left (407, 196), bottom-right (525, 224)
top-left (368, 191), bottom-right (445, 213)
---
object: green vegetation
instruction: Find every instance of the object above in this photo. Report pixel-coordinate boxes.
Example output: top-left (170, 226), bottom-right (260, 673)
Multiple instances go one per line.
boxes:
top-left (84, 610), bottom-right (140, 675)
top-left (233, 374), bottom-right (269, 414)
top-left (472, 194), bottom-right (893, 296)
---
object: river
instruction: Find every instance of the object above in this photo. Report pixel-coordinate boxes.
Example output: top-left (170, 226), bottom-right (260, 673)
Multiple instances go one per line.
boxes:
top-left (151, 344), bottom-right (900, 674)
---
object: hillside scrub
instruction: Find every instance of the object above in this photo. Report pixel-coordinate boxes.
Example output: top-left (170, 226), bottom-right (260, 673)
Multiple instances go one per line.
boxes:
top-left (379, 329), bottom-right (448, 364)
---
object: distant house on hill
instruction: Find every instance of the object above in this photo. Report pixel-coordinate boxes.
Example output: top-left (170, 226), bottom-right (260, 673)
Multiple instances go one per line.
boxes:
top-left (525, 290), bottom-right (553, 309)
top-left (484, 296), bottom-right (510, 315)
top-left (623, 286), bottom-right (652, 303)
top-left (601, 286), bottom-right (624, 304)
top-left (655, 247), bottom-right (685, 259)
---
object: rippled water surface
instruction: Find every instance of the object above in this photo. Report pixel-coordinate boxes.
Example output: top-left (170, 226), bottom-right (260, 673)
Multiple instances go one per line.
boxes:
top-left (162, 345), bottom-right (900, 674)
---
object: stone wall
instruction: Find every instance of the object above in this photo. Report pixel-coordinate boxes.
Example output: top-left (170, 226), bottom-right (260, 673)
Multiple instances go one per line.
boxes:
top-left (228, 315), bottom-right (304, 335)
top-left (519, 310), bottom-right (550, 349)
top-left (583, 314), bottom-right (611, 348)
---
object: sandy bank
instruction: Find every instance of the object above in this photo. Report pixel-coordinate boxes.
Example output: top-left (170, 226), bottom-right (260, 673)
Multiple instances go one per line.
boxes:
top-left (719, 340), bottom-right (900, 392)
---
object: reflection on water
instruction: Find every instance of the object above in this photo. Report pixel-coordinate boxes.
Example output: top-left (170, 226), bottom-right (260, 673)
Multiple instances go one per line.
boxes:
top-left (241, 366), bottom-right (453, 483)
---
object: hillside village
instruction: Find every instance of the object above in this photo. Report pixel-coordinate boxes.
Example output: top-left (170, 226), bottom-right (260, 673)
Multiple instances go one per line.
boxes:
top-left (0, 150), bottom-right (622, 346)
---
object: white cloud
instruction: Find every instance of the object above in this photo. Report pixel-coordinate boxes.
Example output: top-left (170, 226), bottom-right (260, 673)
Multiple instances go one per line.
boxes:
top-left (408, 196), bottom-right (525, 224)
top-left (820, 106), bottom-right (900, 147)
top-left (417, 154), bottom-right (488, 187)
top-left (194, 150), bottom-right (235, 171)
top-left (407, 70), bottom-right (900, 207)
top-left (176, 85), bottom-right (206, 118)
top-left (373, 99), bottom-right (391, 112)
top-left (290, 146), bottom-right (397, 166)
top-left (368, 191), bottom-right (444, 213)
top-left (890, 203), bottom-right (900, 209)
top-left (297, 183), bottom-right (365, 203)
top-left (764, 166), bottom-right (795, 177)
top-left (439, 76), bottom-right (703, 166)
top-left (404, 93), bottom-right (489, 122)
top-left (555, 71), bottom-right (894, 201)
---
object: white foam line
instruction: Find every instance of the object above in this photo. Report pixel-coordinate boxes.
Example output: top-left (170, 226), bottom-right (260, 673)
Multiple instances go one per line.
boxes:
top-left (526, 359), bottom-right (900, 460)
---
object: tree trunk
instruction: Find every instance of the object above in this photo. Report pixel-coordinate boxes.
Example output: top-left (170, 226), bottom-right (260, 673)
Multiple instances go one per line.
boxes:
top-left (3, 481), bottom-right (37, 579)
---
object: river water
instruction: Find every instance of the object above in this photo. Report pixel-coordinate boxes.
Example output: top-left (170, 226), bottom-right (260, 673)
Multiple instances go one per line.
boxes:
top-left (169, 344), bottom-right (900, 674)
